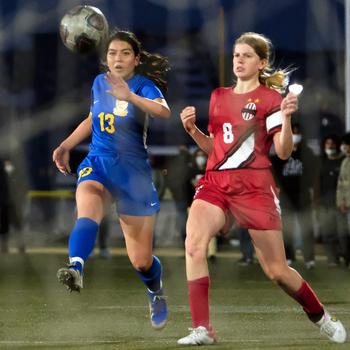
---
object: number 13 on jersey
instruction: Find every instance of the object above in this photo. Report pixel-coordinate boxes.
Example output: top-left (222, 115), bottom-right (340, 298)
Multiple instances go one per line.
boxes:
top-left (98, 112), bottom-right (115, 134)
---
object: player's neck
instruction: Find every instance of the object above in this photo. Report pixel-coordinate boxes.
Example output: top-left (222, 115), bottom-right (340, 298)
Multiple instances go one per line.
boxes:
top-left (234, 80), bottom-right (260, 94)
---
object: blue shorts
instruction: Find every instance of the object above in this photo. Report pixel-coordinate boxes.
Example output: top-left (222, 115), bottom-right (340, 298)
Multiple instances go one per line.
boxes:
top-left (77, 154), bottom-right (160, 216)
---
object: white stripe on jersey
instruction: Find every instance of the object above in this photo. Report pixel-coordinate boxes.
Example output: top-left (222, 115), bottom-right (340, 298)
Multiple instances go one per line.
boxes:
top-left (266, 110), bottom-right (282, 133)
top-left (270, 185), bottom-right (281, 216)
top-left (219, 133), bottom-right (255, 170)
top-left (143, 114), bottom-right (149, 149)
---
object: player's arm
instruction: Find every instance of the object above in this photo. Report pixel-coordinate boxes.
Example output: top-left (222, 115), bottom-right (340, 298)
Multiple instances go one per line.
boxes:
top-left (273, 92), bottom-right (298, 160)
top-left (180, 106), bottom-right (214, 155)
top-left (129, 95), bottom-right (170, 119)
top-left (105, 73), bottom-right (170, 119)
top-left (60, 114), bottom-right (92, 150)
top-left (52, 114), bottom-right (92, 174)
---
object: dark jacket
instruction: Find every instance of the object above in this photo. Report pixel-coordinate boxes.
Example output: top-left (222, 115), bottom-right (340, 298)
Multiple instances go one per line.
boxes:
top-left (271, 143), bottom-right (318, 210)
top-left (319, 155), bottom-right (343, 207)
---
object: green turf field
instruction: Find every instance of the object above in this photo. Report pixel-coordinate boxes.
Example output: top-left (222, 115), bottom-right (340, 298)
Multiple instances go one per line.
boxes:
top-left (0, 251), bottom-right (348, 349)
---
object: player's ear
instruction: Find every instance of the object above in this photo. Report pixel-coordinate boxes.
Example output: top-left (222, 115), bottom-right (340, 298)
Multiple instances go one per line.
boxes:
top-left (259, 58), bottom-right (267, 71)
top-left (135, 55), bottom-right (140, 66)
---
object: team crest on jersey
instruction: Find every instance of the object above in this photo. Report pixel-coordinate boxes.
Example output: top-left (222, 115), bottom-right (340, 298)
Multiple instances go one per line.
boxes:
top-left (241, 102), bottom-right (257, 121)
top-left (113, 100), bottom-right (128, 117)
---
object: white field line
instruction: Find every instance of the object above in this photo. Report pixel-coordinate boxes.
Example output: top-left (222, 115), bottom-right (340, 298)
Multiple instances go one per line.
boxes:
top-left (91, 304), bottom-right (350, 314)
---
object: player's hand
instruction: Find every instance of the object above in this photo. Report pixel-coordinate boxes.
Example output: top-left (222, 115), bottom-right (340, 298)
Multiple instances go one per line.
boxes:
top-left (281, 92), bottom-right (298, 117)
top-left (180, 106), bottom-right (197, 134)
top-left (52, 145), bottom-right (71, 175)
top-left (105, 72), bottom-right (132, 101)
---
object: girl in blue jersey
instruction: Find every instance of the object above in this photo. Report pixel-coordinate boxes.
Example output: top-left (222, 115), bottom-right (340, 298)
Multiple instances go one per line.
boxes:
top-left (52, 30), bottom-right (170, 329)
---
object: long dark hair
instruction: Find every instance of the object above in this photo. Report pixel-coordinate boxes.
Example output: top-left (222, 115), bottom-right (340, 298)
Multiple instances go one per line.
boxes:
top-left (101, 29), bottom-right (170, 92)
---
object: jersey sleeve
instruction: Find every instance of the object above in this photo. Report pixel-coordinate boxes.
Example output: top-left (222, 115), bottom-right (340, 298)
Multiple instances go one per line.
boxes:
top-left (265, 90), bottom-right (283, 136)
top-left (89, 89), bottom-right (94, 112)
top-left (207, 89), bottom-right (218, 134)
top-left (139, 80), bottom-right (164, 100)
top-left (89, 75), bottom-right (100, 112)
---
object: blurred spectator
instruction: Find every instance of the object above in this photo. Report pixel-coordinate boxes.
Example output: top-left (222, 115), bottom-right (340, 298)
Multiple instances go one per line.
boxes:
top-left (191, 148), bottom-right (207, 186)
top-left (316, 134), bottom-right (345, 267)
top-left (163, 145), bottom-right (194, 244)
top-left (271, 123), bottom-right (317, 268)
top-left (236, 226), bottom-right (254, 266)
top-left (319, 100), bottom-right (345, 141)
top-left (336, 132), bottom-right (350, 267)
top-left (0, 157), bottom-right (26, 253)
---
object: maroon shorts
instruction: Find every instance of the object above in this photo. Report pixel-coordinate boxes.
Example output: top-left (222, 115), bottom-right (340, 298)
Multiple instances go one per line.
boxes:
top-left (194, 168), bottom-right (281, 230)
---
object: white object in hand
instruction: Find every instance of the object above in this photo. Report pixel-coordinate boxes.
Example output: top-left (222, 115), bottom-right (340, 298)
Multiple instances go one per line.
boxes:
top-left (288, 84), bottom-right (303, 95)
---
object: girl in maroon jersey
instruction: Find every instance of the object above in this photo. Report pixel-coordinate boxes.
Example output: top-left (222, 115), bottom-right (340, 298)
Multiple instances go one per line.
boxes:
top-left (177, 32), bottom-right (346, 345)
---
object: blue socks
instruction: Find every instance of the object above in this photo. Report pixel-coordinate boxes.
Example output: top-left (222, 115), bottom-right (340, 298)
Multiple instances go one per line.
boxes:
top-left (68, 217), bottom-right (99, 273)
top-left (68, 219), bottom-right (162, 293)
top-left (136, 255), bottom-right (162, 292)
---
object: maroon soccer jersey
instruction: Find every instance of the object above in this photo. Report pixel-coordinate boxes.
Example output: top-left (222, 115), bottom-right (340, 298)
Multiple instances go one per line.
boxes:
top-left (206, 85), bottom-right (283, 171)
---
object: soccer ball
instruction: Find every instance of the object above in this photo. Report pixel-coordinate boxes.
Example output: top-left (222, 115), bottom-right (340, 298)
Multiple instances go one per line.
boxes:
top-left (59, 5), bottom-right (109, 54)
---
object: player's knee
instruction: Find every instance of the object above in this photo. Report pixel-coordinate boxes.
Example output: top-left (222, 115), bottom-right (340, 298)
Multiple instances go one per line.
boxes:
top-left (184, 234), bottom-right (207, 259)
top-left (264, 266), bottom-right (286, 283)
top-left (129, 255), bottom-right (152, 271)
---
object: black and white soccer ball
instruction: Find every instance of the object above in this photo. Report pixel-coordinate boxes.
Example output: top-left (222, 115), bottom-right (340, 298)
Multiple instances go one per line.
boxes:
top-left (59, 5), bottom-right (109, 54)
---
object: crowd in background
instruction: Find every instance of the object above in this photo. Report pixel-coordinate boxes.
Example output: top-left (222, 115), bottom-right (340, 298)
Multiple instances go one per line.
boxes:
top-left (0, 129), bottom-right (350, 269)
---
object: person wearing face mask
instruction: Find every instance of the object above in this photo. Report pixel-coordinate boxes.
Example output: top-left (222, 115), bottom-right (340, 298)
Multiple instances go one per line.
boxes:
top-left (336, 132), bottom-right (350, 268)
top-left (194, 153), bottom-right (207, 172)
top-left (192, 149), bottom-right (207, 186)
top-left (271, 123), bottom-right (317, 269)
top-left (317, 135), bottom-right (345, 267)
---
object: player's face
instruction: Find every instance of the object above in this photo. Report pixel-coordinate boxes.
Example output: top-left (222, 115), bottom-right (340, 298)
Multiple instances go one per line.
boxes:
top-left (233, 43), bottom-right (267, 81)
top-left (325, 138), bottom-right (336, 150)
top-left (341, 142), bottom-right (350, 156)
top-left (107, 40), bottom-right (140, 80)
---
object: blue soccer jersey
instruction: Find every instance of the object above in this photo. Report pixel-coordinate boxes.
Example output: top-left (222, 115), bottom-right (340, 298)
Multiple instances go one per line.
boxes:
top-left (77, 73), bottom-right (164, 216)
top-left (89, 73), bottom-right (164, 158)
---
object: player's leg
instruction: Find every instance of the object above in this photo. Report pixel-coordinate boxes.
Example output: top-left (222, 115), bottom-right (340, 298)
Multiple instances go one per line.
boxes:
top-left (120, 214), bottom-right (167, 329)
top-left (57, 180), bottom-right (111, 292)
top-left (249, 229), bottom-right (346, 343)
top-left (177, 199), bottom-right (226, 345)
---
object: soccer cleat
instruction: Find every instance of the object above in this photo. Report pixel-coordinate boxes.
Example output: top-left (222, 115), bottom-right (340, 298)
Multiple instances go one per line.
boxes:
top-left (177, 326), bottom-right (216, 345)
top-left (57, 265), bottom-right (83, 293)
top-left (317, 310), bottom-right (347, 343)
top-left (147, 287), bottom-right (167, 329)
